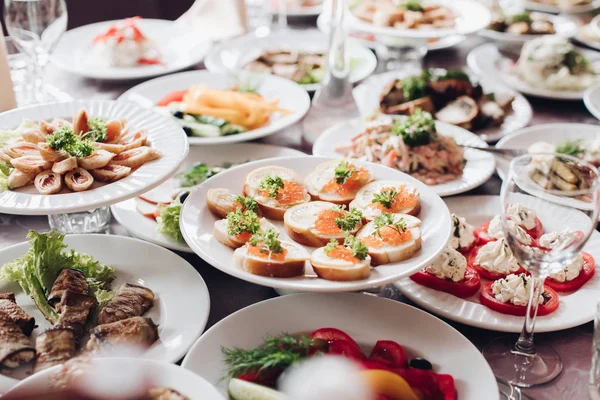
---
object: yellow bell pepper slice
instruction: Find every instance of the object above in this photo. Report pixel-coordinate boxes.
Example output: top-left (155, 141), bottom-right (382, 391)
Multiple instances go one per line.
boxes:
top-left (360, 369), bottom-right (420, 400)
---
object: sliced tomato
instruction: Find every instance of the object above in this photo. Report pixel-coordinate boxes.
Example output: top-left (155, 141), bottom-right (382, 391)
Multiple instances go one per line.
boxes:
top-left (138, 58), bottom-right (165, 66)
top-left (311, 328), bottom-right (358, 347)
top-left (474, 220), bottom-right (495, 246)
top-left (157, 89), bottom-right (187, 106)
top-left (436, 374), bottom-right (457, 400)
top-left (467, 246), bottom-right (527, 281)
top-left (456, 242), bottom-right (476, 257)
top-left (410, 266), bottom-right (480, 298)
top-left (328, 339), bottom-right (365, 360)
top-left (545, 252), bottom-right (595, 292)
top-left (368, 340), bottom-right (407, 368)
top-left (479, 281), bottom-right (559, 316)
top-left (525, 216), bottom-right (544, 239)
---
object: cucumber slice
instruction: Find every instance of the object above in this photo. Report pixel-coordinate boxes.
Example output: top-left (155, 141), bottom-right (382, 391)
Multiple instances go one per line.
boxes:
top-left (228, 379), bottom-right (288, 400)
top-left (176, 119), bottom-right (222, 138)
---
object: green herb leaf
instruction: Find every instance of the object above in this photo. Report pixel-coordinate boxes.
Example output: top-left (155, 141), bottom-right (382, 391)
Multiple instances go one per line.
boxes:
top-left (334, 160), bottom-right (357, 185)
top-left (234, 195), bottom-right (259, 213)
top-left (157, 200), bottom-right (184, 242)
top-left (334, 207), bottom-right (363, 231)
top-left (324, 238), bottom-right (339, 255)
top-left (227, 209), bottom-right (261, 237)
top-left (248, 228), bottom-right (283, 254)
top-left (401, 74), bottom-right (429, 102)
top-left (556, 139), bottom-right (584, 157)
top-left (391, 108), bottom-right (437, 147)
top-left (510, 10), bottom-right (531, 24)
top-left (259, 176), bottom-right (284, 198)
top-left (400, 0), bottom-right (423, 12)
top-left (84, 117), bottom-right (108, 142)
top-left (564, 50), bottom-right (591, 74)
top-left (46, 126), bottom-right (95, 158)
top-left (344, 235), bottom-right (369, 260)
top-left (371, 189), bottom-right (399, 210)
top-left (373, 213), bottom-right (407, 238)
top-left (177, 162), bottom-right (222, 188)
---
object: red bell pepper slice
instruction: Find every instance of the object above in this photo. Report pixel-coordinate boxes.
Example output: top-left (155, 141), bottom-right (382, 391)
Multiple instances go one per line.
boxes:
top-left (368, 340), bottom-right (407, 368)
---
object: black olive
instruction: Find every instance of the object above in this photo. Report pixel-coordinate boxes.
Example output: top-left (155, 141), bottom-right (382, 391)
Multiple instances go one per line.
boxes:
top-left (171, 110), bottom-right (185, 119)
top-left (178, 191), bottom-right (190, 203)
top-left (182, 127), bottom-right (193, 137)
top-left (409, 358), bottom-right (433, 370)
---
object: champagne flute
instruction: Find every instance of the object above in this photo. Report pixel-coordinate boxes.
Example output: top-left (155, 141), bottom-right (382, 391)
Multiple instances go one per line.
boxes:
top-left (483, 153), bottom-right (600, 387)
top-left (4, 0), bottom-right (67, 103)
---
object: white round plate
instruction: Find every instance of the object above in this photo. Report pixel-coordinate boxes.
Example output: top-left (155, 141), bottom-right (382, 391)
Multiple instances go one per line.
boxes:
top-left (5, 358), bottom-right (224, 400)
top-left (0, 100), bottom-right (188, 216)
top-left (351, 70), bottom-right (533, 143)
top-left (312, 118), bottom-right (496, 197)
top-left (395, 195), bottom-right (600, 333)
top-left (51, 19), bottom-right (211, 81)
top-left (495, 123), bottom-right (600, 179)
top-left (347, 0), bottom-right (491, 39)
top-left (467, 43), bottom-right (600, 100)
top-left (585, 82), bottom-right (600, 120)
top-left (204, 29), bottom-right (377, 92)
top-left (118, 70), bottom-right (310, 145)
top-left (180, 155), bottom-right (451, 291)
top-left (0, 235), bottom-right (210, 388)
top-left (182, 292), bottom-right (499, 400)
top-left (111, 143), bottom-right (306, 253)
top-left (479, 12), bottom-right (578, 44)
top-left (521, 0), bottom-right (600, 14)
top-left (316, 12), bottom-right (466, 51)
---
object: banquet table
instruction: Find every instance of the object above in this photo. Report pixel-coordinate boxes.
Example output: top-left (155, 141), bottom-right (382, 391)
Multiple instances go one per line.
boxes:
top-left (1, 29), bottom-right (598, 399)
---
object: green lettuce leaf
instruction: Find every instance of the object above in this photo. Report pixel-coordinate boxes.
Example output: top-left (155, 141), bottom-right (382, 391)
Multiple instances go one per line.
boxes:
top-left (157, 200), bottom-right (183, 242)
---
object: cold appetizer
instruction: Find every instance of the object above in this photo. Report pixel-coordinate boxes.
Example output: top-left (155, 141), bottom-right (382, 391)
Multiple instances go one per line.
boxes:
top-left (206, 160), bottom-right (425, 281)
top-left (156, 85), bottom-right (292, 138)
top-left (511, 36), bottom-right (600, 92)
top-left (244, 49), bottom-right (325, 85)
top-left (336, 112), bottom-right (466, 185)
top-left (0, 109), bottom-right (160, 194)
top-left (223, 328), bottom-right (457, 400)
top-left (0, 231), bottom-right (159, 376)
top-left (378, 68), bottom-right (515, 131)
top-left (529, 138), bottom-right (600, 168)
top-left (352, 0), bottom-right (456, 30)
top-left (91, 17), bottom-right (163, 68)
top-left (410, 204), bottom-right (595, 316)
top-left (487, 10), bottom-right (555, 35)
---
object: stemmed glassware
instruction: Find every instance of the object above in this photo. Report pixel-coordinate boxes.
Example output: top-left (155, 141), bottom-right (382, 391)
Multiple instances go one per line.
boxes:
top-left (4, 0), bottom-right (68, 104)
top-left (483, 153), bottom-right (600, 388)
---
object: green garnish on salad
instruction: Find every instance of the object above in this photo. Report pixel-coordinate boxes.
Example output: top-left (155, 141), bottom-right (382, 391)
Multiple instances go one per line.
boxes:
top-left (0, 230), bottom-right (115, 323)
top-left (46, 126), bottom-right (95, 158)
top-left (391, 108), bottom-right (437, 147)
top-left (259, 176), bottom-right (284, 198)
top-left (249, 228), bottom-right (283, 254)
top-left (227, 209), bottom-right (261, 237)
top-left (157, 200), bottom-right (184, 242)
top-left (0, 161), bottom-right (12, 191)
top-left (333, 206), bottom-right (363, 231)
top-left (83, 117), bottom-right (108, 142)
top-left (177, 163), bottom-right (223, 187)
top-left (556, 139), bottom-right (585, 157)
top-left (334, 160), bottom-right (357, 185)
top-left (373, 213), bottom-right (407, 238)
top-left (371, 188), bottom-right (399, 210)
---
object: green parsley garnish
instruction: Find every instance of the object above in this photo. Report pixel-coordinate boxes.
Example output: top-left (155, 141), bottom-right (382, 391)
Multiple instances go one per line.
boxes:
top-left (400, 0), bottom-right (423, 12)
top-left (227, 209), bottom-right (261, 237)
top-left (259, 176), bottom-right (285, 198)
top-left (83, 117), bottom-right (107, 142)
top-left (371, 189), bottom-right (399, 210)
top-left (46, 126), bottom-right (95, 158)
top-left (373, 213), bottom-right (407, 238)
top-left (334, 160), bottom-right (357, 185)
top-left (334, 207), bottom-right (363, 231)
top-left (344, 235), bottom-right (369, 260)
top-left (234, 195), bottom-right (259, 213)
top-left (324, 238), bottom-right (339, 255)
top-left (391, 108), bottom-right (437, 147)
top-left (556, 139), bottom-right (584, 158)
top-left (249, 228), bottom-right (283, 254)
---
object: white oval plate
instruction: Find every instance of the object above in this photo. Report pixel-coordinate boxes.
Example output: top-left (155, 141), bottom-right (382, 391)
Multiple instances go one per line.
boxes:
top-left (521, 0), bottom-right (600, 14)
top-left (0, 235), bottom-right (210, 388)
top-left (316, 12), bottom-right (466, 51)
top-left (585, 83), bottom-right (600, 120)
top-left (495, 123), bottom-right (600, 179)
top-left (111, 143), bottom-right (306, 253)
top-left (0, 100), bottom-right (188, 216)
top-left (351, 70), bottom-right (533, 143)
top-left (180, 155), bottom-right (451, 292)
top-left (312, 118), bottom-right (496, 197)
top-left (118, 70), bottom-right (310, 145)
top-left (182, 292), bottom-right (499, 400)
top-left (5, 358), bottom-right (224, 400)
top-left (204, 29), bottom-right (377, 92)
top-left (467, 43), bottom-right (600, 100)
top-left (51, 19), bottom-right (212, 81)
top-left (479, 12), bottom-right (578, 45)
top-left (347, 0), bottom-right (491, 39)
top-left (395, 195), bottom-right (600, 333)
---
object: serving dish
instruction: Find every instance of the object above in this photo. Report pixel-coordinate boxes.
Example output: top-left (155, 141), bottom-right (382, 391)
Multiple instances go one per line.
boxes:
top-left (480, 11), bottom-right (577, 45)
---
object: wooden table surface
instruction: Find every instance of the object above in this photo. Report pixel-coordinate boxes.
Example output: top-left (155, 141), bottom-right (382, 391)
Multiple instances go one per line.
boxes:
top-left (2, 16), bottom-right (599, 400)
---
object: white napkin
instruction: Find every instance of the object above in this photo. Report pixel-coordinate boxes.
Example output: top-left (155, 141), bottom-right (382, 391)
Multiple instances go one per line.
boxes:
top-left (177, 0), bottom-right (249, 42)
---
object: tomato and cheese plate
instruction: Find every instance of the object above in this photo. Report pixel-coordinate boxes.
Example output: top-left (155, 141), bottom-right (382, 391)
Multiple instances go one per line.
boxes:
top-left (467, 238), bottom-right (528, 281)
top-left (475, 203), bottom-right (543, 245)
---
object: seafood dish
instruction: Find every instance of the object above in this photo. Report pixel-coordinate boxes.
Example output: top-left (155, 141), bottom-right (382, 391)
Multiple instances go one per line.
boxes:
top-left (206, 160), bottom-right (423, 281)
top-left (487, 10), bottom-right (555, 35)
top-left (377, 68), bottom-right (515, 131)
top-left (156, 85), bottom-right (292, 138)
top-left (410, 205), bottom-right (594, 316)
top-left (351, 0), bottom-right (456, 30)
top-left (335, 112), bottom-right (466, 186)
top-left (0, 108), bottom-right (161, 194)
top-left (222, 328), bottom-right (457, 400)
top-left (0, 230), bottom-right (159, 377)
top-left (511, 36), bottom-right (600, 92)
top-left (91, 17), bottom-right (163, 68)
top-left (244, 49), bottom-right (325, 85)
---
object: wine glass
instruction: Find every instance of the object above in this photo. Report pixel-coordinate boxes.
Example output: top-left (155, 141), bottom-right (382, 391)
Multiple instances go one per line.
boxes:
top-left (483, 153), bottom-right (600, 388)
top-left (4, 0), bottom-right (68, 103)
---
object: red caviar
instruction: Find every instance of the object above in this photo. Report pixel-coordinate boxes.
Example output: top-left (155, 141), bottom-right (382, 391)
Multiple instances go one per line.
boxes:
top-left (314, 210), bottom-right (344, 235)
top-left (322, 167), bottom-right (370, 196)
top-left (248, 244), bottom-right (287, 261)
top-left (327, 245), bottom-right (360, 263)
top-left (370, 186), bottom-right (417, 213)
top-left (361, 226), bottom-right (413, 249)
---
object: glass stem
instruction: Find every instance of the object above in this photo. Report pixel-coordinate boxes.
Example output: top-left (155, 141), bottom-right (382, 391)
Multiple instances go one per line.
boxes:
top-left (276, 0), bottom-right (287, 30)
top-left (34, 51), bottom-right (49, 103)
top-left (515, 275), bottom-right (544, 354)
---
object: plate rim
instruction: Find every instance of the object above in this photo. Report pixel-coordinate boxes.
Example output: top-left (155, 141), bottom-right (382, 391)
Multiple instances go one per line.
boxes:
top-left (478, 12), bottom-right (578, 44)
top-left (584, 83), bottom-right (600, 120)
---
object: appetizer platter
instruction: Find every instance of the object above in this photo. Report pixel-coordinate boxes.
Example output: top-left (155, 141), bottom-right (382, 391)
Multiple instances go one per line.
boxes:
top-left (346, 0), bottom-right (491, 39)
top-left (6, 358), bottom-right (224, 400)
top-left (395, 195), bottom-right (600, 332)
top-left (204, 29), bottom-right (377, 92)
top-left (51, 18), bottom-right (212, 80)
top-left (0, 100), bottom-right (188, 215)
top-left (182, 292), bottom-right (499, 399)
top-left (521, 0), bottom-right (600, 14)
top-left (111, 143), bottom-right (305, 253)
top-left (0, 232), bottom-right (210, 387)
top-left (179, 155), bottom-right (452, 292)
top-left (351, 68), bottom-right (532, 142)
top-left (468, 37), bottom-right (600, 100)
top-left (119, 70), bottom-right (310, 145)
top-left (312, 114), bottom-right (496, 197)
